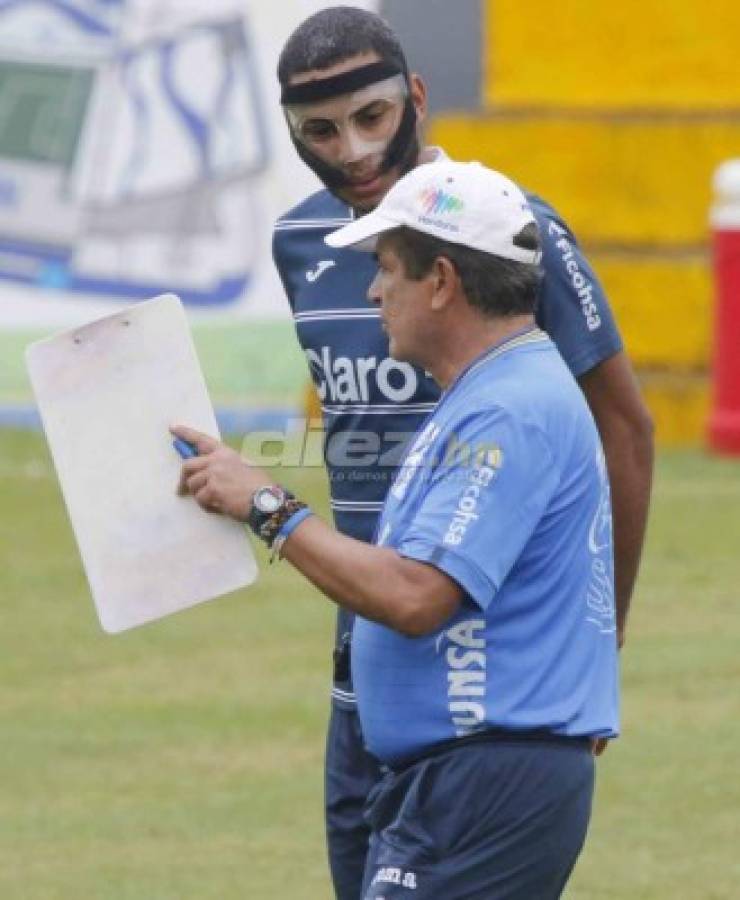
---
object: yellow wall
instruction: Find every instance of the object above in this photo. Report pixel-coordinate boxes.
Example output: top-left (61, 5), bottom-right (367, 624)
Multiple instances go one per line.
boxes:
top-left (425, 0), bottom-right (736, 444)
top-left (429, 114), bottom-right (738, 246)
top-left (639, 373), bottom-right (710, 445)
top-left (484, 0), bottom-right (740, 109)
top-left (595, 254), bottom-right (712, 369)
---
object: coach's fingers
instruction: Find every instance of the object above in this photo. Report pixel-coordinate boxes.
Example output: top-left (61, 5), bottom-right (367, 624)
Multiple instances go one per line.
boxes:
top-left (193, 482), bottom-right (224, 514)
top-left (176, 455), bottom-right (210, 495)
top-left (591, 737), bottom-right (609, 757)
top-left (183, 469), bottom-right (210, 498)
top-left (170, 424), bottom-right (221, 456)
top-left (181, 455), bottom-right (211, 476)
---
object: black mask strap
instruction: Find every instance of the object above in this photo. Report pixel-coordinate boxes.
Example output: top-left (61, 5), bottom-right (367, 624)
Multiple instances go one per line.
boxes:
top-left (280, 60), bottom-right (403, 105)
top-left (379, 91), bottom-right (419, 177)
top-left (288, 125), bottom-right (352, 191)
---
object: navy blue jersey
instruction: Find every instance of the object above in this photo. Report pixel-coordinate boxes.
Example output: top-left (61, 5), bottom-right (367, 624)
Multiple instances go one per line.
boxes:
top-left (272, 164), bottom-right (622, 709)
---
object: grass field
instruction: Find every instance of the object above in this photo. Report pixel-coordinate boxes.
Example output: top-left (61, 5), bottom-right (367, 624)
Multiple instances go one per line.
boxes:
top-left (1, 430), bottom-right (739, 898)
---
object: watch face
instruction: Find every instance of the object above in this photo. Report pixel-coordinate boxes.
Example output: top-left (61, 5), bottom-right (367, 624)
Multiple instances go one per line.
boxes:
top-left (254, 486), bottom-right (284, 514)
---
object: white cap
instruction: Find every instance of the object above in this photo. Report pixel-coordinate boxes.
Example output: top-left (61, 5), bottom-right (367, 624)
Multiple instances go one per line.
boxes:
top-left (325, 160), bottom-right (542, 265)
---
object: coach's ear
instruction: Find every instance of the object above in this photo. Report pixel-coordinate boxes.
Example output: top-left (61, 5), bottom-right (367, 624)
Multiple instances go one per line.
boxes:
top-left (429, 256), bottom-right (458, 312)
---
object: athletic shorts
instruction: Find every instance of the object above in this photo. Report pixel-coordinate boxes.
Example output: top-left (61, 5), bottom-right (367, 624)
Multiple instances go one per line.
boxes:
top-left (361, 735), bottom-right (595, 900)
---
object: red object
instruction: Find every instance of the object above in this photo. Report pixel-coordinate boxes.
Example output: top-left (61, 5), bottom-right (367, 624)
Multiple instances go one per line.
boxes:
top-left (708, 226), bottom-right (740, 454)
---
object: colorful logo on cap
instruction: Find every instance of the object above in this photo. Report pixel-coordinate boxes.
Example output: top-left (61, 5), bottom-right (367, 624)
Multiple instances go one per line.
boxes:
top-left (418, 188), bottom-right (465, 216)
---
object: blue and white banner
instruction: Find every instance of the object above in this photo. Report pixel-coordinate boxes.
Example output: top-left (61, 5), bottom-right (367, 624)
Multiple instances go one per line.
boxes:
top-left (0, 0), bottom-right (376, 326)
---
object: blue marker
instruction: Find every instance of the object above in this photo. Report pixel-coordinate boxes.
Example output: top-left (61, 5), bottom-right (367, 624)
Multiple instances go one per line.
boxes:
top-left (173, 437), bottom-right (198, 459)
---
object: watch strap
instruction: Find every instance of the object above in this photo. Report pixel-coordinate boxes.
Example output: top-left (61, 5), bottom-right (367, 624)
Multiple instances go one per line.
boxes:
top-left (246, 486), bottom-right (292, 535)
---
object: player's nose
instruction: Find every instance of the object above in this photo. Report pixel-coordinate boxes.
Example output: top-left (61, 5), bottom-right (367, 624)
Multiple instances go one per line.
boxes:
top-left (338, 129), bottom-right (376, 166)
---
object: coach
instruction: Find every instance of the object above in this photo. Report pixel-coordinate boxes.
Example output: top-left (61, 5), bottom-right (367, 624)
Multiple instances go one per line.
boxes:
top-left (173, 160), bottom-right (619, 899)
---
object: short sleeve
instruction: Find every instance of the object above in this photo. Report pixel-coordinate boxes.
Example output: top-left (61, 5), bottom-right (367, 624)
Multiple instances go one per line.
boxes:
top-left (396, 409), bottom-right (560, 610)
top-left (531, 197), bottom-right (623, 378)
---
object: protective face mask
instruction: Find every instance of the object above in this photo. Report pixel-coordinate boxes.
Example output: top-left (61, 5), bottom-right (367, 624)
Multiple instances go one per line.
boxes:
top-left (284, 74), bottom-right (408, 166)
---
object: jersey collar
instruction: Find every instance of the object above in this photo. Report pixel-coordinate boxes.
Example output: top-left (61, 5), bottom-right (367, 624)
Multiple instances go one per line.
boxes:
top-left (441, 326), bottom-right (550, 400)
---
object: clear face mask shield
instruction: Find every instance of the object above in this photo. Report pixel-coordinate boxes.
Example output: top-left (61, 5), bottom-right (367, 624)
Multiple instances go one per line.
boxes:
top-left (284, 74), bottom-right (408, 169)
top-left (280, 60), bottom-right (419, 195)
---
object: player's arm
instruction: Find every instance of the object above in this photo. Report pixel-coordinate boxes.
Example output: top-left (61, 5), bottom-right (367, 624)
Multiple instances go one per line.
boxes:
top-left (578, 351), bottom-right (654, 647)
top-left (534, 203), bottom-right (654, 647)
top-left (171, 426), bottom-right (463, 636)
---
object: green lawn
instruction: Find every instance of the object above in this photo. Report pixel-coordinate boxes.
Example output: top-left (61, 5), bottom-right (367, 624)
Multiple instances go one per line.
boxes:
top-left (0, 432), bottom-right (739, 898)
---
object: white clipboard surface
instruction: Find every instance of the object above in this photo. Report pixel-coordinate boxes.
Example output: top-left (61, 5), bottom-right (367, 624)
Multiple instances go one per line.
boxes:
top-left (26, 294), bottom-right (258, 633)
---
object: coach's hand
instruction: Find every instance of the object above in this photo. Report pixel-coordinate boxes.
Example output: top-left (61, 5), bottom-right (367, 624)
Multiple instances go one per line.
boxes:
top-left (591, 737), bottom-right (610, 757)
top-left (171, 425), bottom-right (271, 522)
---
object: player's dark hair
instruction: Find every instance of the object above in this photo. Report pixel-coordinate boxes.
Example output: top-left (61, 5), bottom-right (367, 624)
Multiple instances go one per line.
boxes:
top-left (384, 225), bottom-right (543, 317)
top-left (278, 6), bottom-right (408, 85)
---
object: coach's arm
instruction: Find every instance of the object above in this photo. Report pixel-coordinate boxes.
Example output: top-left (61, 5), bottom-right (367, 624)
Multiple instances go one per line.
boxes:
top-left (171, 426), bottom-right (463, 637)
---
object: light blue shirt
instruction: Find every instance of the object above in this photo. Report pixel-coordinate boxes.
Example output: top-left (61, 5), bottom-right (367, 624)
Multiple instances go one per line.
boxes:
top-left (273, 177), bottom-right (623, 710)
top-left (351, 328), bottom-right (620, 765)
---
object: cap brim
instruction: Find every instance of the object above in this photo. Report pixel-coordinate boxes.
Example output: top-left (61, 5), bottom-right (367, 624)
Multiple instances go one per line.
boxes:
top-left (324, 211), bottom-right (400, 251)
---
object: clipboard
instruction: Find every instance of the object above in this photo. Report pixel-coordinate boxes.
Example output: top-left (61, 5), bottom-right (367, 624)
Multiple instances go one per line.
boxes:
top-left (25, 294), bottom-right (258, 633)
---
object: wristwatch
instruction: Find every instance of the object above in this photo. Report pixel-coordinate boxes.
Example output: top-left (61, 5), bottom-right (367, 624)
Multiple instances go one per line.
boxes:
top-left (247, 485), bottom-right (289, 533)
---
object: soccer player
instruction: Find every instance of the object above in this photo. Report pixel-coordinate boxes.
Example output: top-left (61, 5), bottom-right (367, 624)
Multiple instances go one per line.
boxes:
top-left (268, 7), bottom-right (652, 897)
top-left (173, 159), bottom-right (620, 899)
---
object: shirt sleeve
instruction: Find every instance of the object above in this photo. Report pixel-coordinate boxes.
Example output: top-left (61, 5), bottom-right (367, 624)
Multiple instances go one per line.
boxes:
top-left (531, 195), bottom-right (623, 378)
top-left (395, 408), bottom-right (560, 611)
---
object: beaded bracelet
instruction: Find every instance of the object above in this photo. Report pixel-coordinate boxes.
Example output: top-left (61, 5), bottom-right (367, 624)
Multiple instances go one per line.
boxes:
top-left (257, 498), bottom-right (309, 548)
